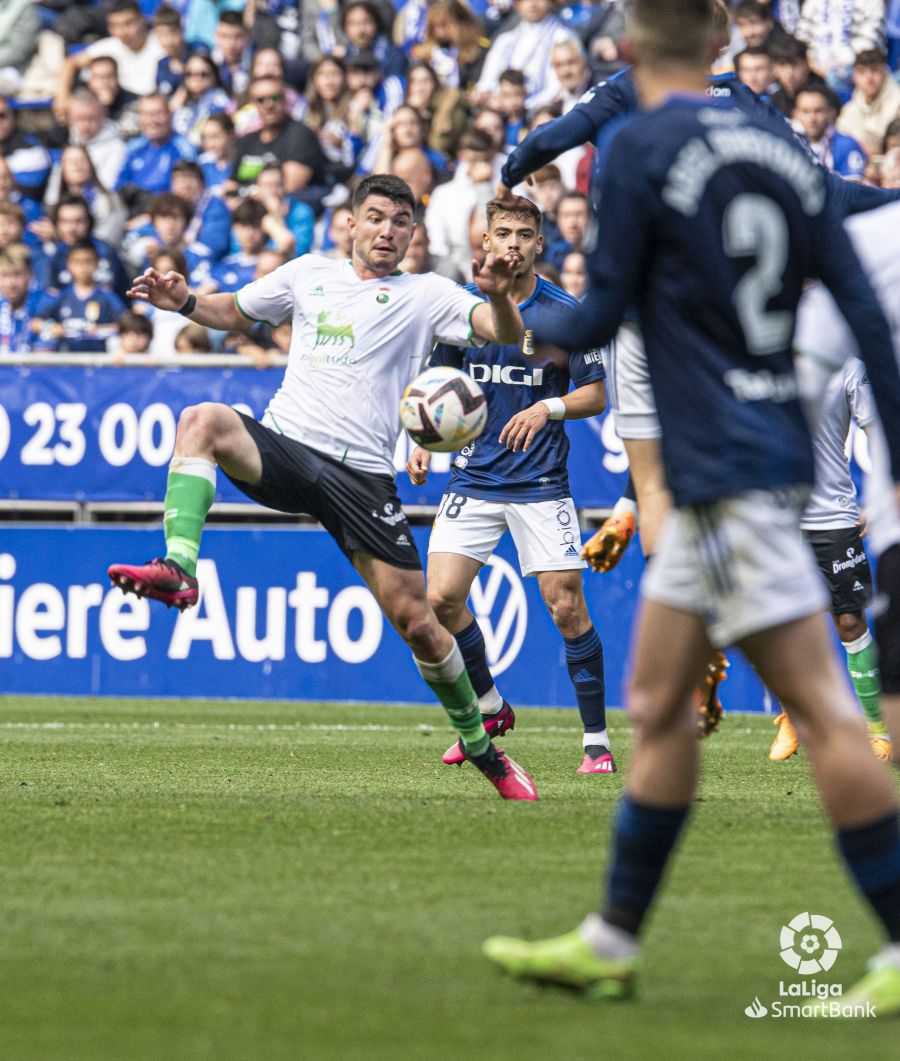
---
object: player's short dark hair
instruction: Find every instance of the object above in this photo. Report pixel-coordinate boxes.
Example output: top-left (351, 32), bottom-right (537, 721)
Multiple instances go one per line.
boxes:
top-left (67, 238), bottom-right (98, 260)
top-left (498, 68), bottom-right (526, 88)
top-left (768, 36), bottom-right (808, 63)
top-left (232, 199), bottom-right (267, 226)
top-left (485, 195), bottom-right (542, 232)
top-left (795, 83), bottom-right (841, 111)
top-left (352, 174), bottom-right (416, 216)
top-left (172, 160), bottom-right (204, 182)
top-left (218, 10), bottom-right (245, 28)
top-left (734, 0), bottom-right (771, 22)
top-left (627, 0), bottom-right (718, 67)
top-left (105, 0), bottom-right (142, 18)
top-left (149, 193), bottom-right (193, 222)
top-left (152, 3), bottom-right (182, 28)
top-left (119, 311), bottom-right (153, 337)
top-left (854, 48), bottom-right (887, 69)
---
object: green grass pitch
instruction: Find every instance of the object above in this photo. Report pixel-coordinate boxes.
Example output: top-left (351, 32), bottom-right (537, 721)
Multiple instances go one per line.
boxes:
top-left (1, 696), bottom-right (898, 1060)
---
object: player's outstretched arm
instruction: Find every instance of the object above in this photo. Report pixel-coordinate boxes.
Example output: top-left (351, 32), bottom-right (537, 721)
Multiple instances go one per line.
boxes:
top-left (406, 446), bottom-right (431, 486)
top-left (128, 268), bottom-right (246, 331)
top-left (471, 251), bottom-right (524, 344)
top-left (499, 380), bottom-right (605, 452)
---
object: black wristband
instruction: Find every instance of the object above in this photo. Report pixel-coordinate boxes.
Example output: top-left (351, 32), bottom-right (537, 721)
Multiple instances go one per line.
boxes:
top-left (178, 293), bottom-right (197, 317)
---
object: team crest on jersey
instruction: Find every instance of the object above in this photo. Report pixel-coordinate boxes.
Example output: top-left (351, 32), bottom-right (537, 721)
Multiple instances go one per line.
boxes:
top-left (314, 310), bottom-right (355, 348)
top-left (309, 285), bottom-right (325, 296)
top-left (522, 328), bottom-right (534, 356)
top-left (376, 287), bottom-right (390, 304)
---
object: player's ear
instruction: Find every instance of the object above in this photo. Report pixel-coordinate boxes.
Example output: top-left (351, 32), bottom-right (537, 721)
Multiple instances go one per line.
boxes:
top-left (618, 36), bottom-right (636, 65)
top-left (482, 229), bottom-right (491, 251)
top-left (536, 232), bottom-right (544, 253)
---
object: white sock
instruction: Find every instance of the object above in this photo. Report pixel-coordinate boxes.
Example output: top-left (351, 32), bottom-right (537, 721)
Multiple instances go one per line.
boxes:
top-left (578, 913), bottom-right (639, 961)
top-left (413, 643), bottom-right (465, 684)
top-left (170, 456), bottom-right (217, 486)
top-left (478, 686), bottom-right (503, 715)
top-left (842, 629), bottom-right (873, 655)
top-left (584, 729), bottom-right (610, 750)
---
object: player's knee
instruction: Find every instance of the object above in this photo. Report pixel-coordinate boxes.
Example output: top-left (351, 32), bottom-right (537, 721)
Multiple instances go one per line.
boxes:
top-left (177, 402), bottom-right (225, 447)
top-left (397, 606), bottom-right (441, 653)
top-left (427, 584), bottom-right (467, 627)
top-left (836, 611), bottom-right (866, 642)
top-left (627, 682), bottom-right (688, 739)
top-left (545, 588), bottom-right (588, 636)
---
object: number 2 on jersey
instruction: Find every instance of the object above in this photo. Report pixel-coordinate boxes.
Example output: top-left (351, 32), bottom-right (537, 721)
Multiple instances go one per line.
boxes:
top-left (723, 194), bottom-right (793, 357)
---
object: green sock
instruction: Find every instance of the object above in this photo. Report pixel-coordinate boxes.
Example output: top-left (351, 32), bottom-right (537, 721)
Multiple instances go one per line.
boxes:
top-left (163, 458), bottom-right (216, 578)
top-left (844, 630), bottom-right (886, 734)
top-left (414, 646), bottom-right (490, 756)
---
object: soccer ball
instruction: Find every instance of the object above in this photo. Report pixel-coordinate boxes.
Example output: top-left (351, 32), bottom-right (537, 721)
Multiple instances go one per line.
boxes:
top-left (400, 366), bottom-right (488, 452)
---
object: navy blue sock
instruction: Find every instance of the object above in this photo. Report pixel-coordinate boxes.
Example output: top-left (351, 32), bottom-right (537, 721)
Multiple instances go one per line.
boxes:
top-left (454, 619), bottom-right (494, 699)
top-left (564, 626), bottom-right (606, 735)
top-left (602, 795), bottom-right (691, 937)
top-left (837, 813), bottom-right (900, 942)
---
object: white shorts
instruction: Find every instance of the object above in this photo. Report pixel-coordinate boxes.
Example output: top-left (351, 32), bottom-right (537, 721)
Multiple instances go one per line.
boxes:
top-left (642, 488), bottom-right (829, 647)
top-left (604, 322), bottom-right (662, 441)
top-left (428, 494), bottom-right (586, 576)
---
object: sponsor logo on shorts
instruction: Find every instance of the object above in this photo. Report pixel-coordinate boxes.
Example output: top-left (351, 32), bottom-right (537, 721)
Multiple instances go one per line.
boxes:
top-left (554, 499), bottom-right (579, 557)
top-left (372, 502), bottom-right (407, 526)
top-left (832, 547), bottom-right (865, 574)
top-left (852, 580), bottom-right (864, 592)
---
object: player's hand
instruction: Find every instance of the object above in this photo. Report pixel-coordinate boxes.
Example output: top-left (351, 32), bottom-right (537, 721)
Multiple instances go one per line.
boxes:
top-left (499, 402), bottom-right (550, 453)
top-left (581, 510), bottom-right (636, 573)
top-left (472, 250), bottom-right (522, 299)
top-left (406, 446), bottom-right (432, 485)
top-left (127, 268), bottom-right (190, 312)
top-left (856, 511), bottom-right (868, 537)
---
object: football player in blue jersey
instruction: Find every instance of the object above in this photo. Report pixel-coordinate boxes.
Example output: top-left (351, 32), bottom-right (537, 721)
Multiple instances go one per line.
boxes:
top-left (483, 0), bottom-right (900, 1010)
top-left (406, 196), bottom-right (613, 775)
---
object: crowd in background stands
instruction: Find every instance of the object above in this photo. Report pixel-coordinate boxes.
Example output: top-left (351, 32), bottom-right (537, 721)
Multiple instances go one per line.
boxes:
top-left (1, 0), bottom-right (900, 357)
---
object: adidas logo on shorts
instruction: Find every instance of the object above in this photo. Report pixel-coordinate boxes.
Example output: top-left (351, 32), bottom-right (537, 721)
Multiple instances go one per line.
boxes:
top-left (564, 544), bottom-right (580, 558)
top-left (852, 580), bottom-right (864, 592)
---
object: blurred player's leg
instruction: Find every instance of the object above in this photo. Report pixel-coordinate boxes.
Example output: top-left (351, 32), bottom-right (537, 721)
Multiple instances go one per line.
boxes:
top-left (484, 597), bottom-right (711, 989)
top-left (874, 544), bottom-right (900, 764)
top-left (427, 549), bottom-right (516, 766)
top-left (109, 403), bottom-right (260, 609)
top-left (743, 615), bottom-right (900, 1009)
top-left (536, 569), bottom-right (614, 774)
top-left (355, 552), bottom-right (536, 801)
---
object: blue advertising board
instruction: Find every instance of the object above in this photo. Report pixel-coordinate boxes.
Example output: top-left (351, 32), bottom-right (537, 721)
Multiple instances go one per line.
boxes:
top-left (0, 525), bottom-right (771, 712)
top-left (0, 365), bottom-right (629, 509)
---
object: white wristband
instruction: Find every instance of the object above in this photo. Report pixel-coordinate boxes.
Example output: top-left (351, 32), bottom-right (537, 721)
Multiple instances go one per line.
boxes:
top-left (540, 397), bottom-right (566, 420)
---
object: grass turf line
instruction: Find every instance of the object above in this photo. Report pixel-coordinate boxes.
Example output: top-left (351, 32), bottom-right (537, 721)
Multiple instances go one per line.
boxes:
top-left (0, 697), bottom-right (898, 1061)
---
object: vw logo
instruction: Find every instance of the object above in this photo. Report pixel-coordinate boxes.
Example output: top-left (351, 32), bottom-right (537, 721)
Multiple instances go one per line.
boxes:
top-left (468, 555), bottom-right (527, 677)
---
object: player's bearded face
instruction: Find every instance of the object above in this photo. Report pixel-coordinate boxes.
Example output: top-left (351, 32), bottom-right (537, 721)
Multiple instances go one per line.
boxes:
top-left (350, 196), bottom-right (414, 272)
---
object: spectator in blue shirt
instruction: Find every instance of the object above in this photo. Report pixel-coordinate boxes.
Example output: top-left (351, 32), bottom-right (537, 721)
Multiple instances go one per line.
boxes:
top-left (32, 241), bottom-right (125, 353)
top-left (0, 243), bottom-right (41, 355)
top-left (793, 84), bottom-right (868, 180)
top-left (124, 192), bottom-right (213, 286)
top-left (115, 93), bottom-right (195, 214)
top-left (203, 195), bottom-right (295, 293)
top-left (340, 1), bottom-right (409, 81)
top-left (0, 101), bottom-right (52, 202)
top-left (36, 195), bottom-right (131, 300)
top-left (543, 190), bottom-right (589, 269)
top-left (154, 3), bottom-right (208, 97)
top-left (170, 53), bottom-right (232, 147)
top-left (171, 159), bottom-right (232, 259)
top-left (198, 112), bottom-right (235, 194)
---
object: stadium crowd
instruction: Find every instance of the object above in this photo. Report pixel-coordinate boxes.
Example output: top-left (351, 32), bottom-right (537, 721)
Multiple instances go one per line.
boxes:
top-left (1, 0), bottom-right (900, 355)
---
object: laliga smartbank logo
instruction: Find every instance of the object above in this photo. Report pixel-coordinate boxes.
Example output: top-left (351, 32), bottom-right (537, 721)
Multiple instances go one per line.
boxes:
top-left (742, 912), bottom-right (876, 1019)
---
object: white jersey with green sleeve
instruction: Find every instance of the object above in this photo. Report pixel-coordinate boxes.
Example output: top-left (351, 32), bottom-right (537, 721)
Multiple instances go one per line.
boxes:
top-left (234, 255), bottom-right (484, 476)
top-left (801, 357), bottom-right (876, 531)
top-left (793, 202), bottom-right (900, 556)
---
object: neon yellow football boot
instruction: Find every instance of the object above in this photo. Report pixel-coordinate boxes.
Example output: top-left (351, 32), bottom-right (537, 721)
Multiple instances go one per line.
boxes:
top-left (482, 928), bottom-right (637, 998)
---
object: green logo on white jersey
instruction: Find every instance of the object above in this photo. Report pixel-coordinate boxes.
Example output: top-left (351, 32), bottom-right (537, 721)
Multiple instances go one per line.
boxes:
top-left (314, 310), bottom-right (355, 348)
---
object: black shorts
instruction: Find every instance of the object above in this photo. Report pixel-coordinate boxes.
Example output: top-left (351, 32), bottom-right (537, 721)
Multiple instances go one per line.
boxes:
top-left (874, 543), bottom-right (900, 695)
top-left (225, 413), bottom-right (422, 570)
top-left (804, 526), bottom-right (873, 615)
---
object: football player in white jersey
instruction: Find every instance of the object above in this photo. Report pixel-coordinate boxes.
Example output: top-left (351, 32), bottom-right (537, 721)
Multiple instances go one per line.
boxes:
top-left (769, 358), bottom-right (892, 762)
top-left (793, 199), bottom-right (900, 767)
top-left (108, 174), bottom-right (540, 801)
